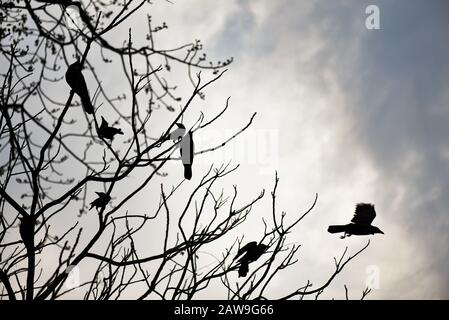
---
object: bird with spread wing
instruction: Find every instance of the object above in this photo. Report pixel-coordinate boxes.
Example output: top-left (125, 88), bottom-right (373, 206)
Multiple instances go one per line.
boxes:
top-left (65, 60), bottom-right (94, 115)
top-left (328, 203), bottom-right (384, 239)
top-left (89, 192), bottom-right (111, 211)
top-left (97, 117), bottom-right (124, 141)
top-left (234, 241), bottom-right (268, 277)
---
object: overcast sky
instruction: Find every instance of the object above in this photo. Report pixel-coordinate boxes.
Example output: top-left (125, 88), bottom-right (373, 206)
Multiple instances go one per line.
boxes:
top-left (135, 0), bottom-right (449, 299)
top-left (3, 0), bottom-right (448, 300)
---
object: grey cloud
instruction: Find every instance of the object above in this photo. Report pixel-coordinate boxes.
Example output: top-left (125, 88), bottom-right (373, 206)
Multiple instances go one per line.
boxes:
top-left (205, 0), bottom-right (449, 298)
top-left (345, 0), bottom-right (449, 298)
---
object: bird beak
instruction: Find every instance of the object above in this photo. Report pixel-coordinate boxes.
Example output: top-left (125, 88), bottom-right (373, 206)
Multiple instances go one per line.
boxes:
top-left (380, 231), bottom-right (384, 234)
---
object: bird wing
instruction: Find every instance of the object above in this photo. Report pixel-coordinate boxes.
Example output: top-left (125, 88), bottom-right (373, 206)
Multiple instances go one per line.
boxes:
top-left (89, 198), bottom-right (99, 209)
top-left (101, 117), bottom-right (108, 128)
top-left (351, 203), bottom-right (376, 225)
top-left (235, 241), bottom-right (257, 260)
top-left (112, 127), bottom-right (123, 135)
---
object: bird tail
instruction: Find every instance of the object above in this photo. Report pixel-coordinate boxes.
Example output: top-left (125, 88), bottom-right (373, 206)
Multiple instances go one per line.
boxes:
top-left (183, 164), bottom-right (192, 180)
top-left (238, 263), bottom-right (249, 278)
top-left (327, 225), bottom-right (346, 234)
top-left (81, 95), bottom-right (94, 114)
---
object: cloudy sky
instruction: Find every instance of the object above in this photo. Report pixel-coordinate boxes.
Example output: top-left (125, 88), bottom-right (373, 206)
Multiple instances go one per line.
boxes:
top-left (3, 0), bottom-right (448, 300)
top-left (135, 0), bottom-right (449, 299)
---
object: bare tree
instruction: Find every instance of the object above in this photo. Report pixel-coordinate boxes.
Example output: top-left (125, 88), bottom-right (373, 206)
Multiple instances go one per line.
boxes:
top-left (0, 0), bottom-right (371, 300)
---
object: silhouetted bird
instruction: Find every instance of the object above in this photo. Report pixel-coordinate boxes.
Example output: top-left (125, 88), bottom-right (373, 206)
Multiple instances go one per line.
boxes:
top-left (328, 203), bottom-right (384, 239)
top-left (234, 242), bottom-right (268, 277)
top-left (165, 124), bottom-right (194, 180)
top-left (65, 60), bottom-right (94, 114)
top-left (19, 215), bottom-right (34, 250)
top-left (89, 192), bottom-right (111, 211)
top-left (180, 130), bottom-right (194, 180)
top-left (97, 117), bottom-right (123, 141)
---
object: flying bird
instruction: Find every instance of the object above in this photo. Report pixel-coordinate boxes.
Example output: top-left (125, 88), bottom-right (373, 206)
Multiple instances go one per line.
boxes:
top-left (180, 130), bottom-right (194, 180)
top-left (65, 60), bottom-right (94, 114)
top-left (234, 241), bottom-right (268, 277)
top-left (89, 192), bottom-right (111, 211)
top-left (328, 203), bottom-right (384, 239)
top-left (97, 117), bottom-right (124, 141)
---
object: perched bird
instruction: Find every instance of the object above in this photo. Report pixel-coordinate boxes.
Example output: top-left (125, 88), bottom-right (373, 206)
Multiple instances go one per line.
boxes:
top-left (180, 130), bottom-right (194, 180)
top-left (165, 123), bottom-right (194, 180)
top-left (65, 60), bottom-right (94, 114)
top-left (89, 192), bottom-right (111, 211)
top-left (19, 215), bottom-right (34, 250)
top-left (234, 241), bottom-right (268, 277)
top-left (97, 117), bottom-right (124, 141)
top-left (328, 203), bottom-right (384, 239)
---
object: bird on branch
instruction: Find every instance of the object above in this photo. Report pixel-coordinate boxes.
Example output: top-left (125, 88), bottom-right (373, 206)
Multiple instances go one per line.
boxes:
top-left (328, 203), bottom-right (384, 239)
top-left (164, 123), bottom-right (195, 180)
top-left (89, 192), bottom-right (111, 211)
top-left (65, 60), bottom-right (94, 115)
top-left (97, 117), bottom-right (123, 141)
top-left (234, 241), bottom-right (268, 277)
